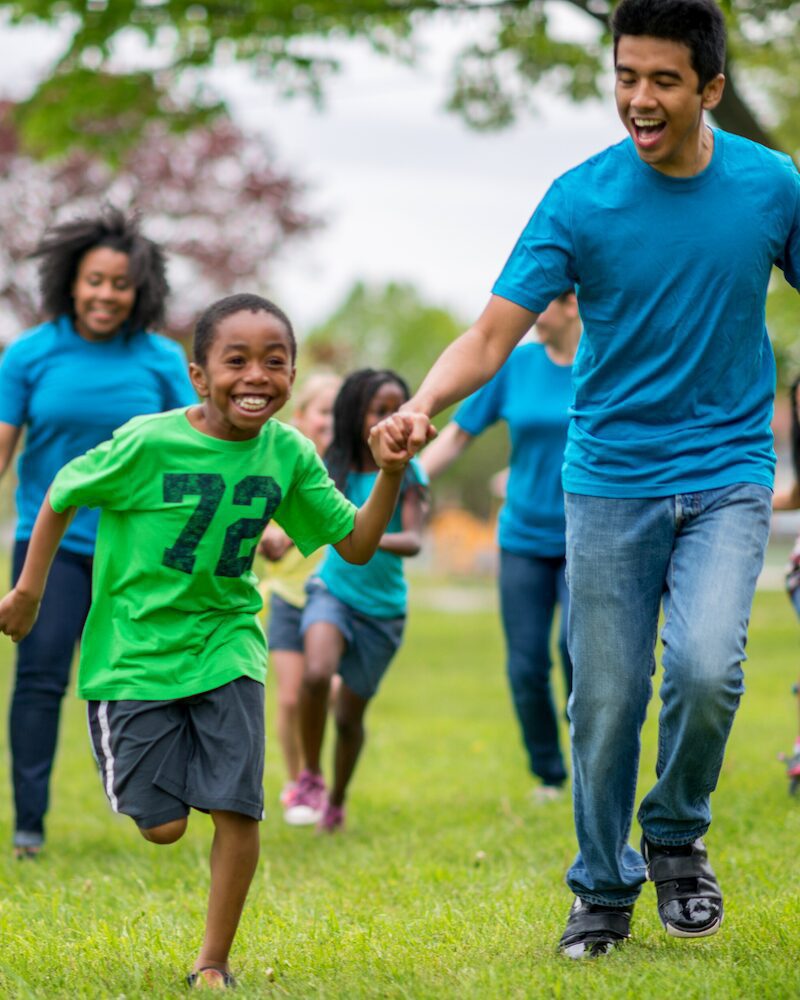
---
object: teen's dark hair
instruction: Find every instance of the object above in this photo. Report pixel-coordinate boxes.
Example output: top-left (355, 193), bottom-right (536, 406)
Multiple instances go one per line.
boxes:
top-left (611, 0), bottom-right (726, 90)
top-left (326, 368), bottom-right (411, 493)
top-left (790, 377), bottom-right (800, 484)
top-left (193, 293), bottom-right (296, 366)
top-left (30, 205), bottom-right (169, 335)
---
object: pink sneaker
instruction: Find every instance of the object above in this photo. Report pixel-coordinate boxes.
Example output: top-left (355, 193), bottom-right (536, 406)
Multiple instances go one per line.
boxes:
top-left (318, 802), bottom-right (345, 833)
top-left (279, 781), bottom-right (299, 808)
top-left (284, 770), bottom-right (326, 826)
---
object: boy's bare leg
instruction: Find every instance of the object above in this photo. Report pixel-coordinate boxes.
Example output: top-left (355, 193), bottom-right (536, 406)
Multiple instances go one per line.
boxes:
top-left (301, 622), bottom-right (345, 772)
top-left (193, 810), bottom-right (260, 975)
top-left (329, 683), bottom-right (369, 808)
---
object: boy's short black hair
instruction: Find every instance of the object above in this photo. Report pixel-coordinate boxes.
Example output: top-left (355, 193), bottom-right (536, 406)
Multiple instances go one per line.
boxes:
top-left (193, 293), bottom-right (296, 366)
top-left (30, 205), bottom-right (169, 334)
top-left (612, 0), bottom-right (727, 90)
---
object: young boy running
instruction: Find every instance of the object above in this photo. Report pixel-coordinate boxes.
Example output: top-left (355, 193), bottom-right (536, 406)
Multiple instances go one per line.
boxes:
top-left (0, 293), bottom-right (415, 988)
top-left (391, 0), bottom-right (800, 957)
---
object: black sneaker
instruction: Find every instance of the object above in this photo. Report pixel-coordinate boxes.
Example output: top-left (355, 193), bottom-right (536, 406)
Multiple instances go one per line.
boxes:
top-left (558, 896), bottom-right (633, 959)
top-left (642, 835), bottom-right (723, 938)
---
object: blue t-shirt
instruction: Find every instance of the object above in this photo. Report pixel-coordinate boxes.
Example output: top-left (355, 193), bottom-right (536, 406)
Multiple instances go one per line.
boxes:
top-left (0, 315), bottom-right (196, 554)
top-left (455, 342), bottom-right (571, 557)
top-left (317, 459), bottom-right (428, 619)
top-left (493, 129), bottom-right (800, 498)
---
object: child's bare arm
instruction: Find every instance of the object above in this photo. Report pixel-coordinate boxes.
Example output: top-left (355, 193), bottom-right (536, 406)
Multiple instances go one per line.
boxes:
top-left (379, 485), bottom-right (428, 557)
top-left (0, 491), bottom-right (75, 642)
top-left (333, 467), bottom-right (405, 565)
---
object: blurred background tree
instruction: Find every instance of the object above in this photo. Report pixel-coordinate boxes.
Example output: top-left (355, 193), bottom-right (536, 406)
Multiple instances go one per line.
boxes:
top-left (1, 1), bottom-right (797, 156)
top-left (0, 104), bottom-right (319, 345)
top-left (303, 280), bottom-right (509, 517)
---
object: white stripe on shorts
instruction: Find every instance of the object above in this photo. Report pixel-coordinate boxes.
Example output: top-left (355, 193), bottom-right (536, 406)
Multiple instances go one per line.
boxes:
top-left (97, 702), bottom-right (119, 813)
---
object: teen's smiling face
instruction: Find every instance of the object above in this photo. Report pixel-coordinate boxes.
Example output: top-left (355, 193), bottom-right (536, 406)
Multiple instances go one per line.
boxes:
top-left (72, 246), bottom-right (136, 341)
top-left (189, 309), bottom-right (296, 441)
top-left (615, 35), bottom-right (724, 177)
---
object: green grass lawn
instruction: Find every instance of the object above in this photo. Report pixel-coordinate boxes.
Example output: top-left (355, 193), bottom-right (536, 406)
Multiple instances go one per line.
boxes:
top-left (1, 585), bottom-right (799, 998)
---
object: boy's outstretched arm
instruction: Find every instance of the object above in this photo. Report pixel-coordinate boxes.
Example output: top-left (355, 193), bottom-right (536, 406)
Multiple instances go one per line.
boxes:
top-left (400, 295), bottom-right (537, 453)
top-left (0, 490), bottom-right (75, 642)
top-left (332, 415), bottom-right (413, 566)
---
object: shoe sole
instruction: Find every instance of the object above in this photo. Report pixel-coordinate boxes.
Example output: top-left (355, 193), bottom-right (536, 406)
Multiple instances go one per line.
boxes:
top-left (284, 806), bottom-right (324, 826)
top-left (665, 916), bottom-right (722, 939)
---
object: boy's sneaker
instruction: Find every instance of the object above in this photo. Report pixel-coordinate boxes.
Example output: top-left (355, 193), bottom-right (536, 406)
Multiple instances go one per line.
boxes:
top-left (641, 836), bottom-right (723, 938)
top-left (284, 769), bottom-right (326, 826)
top-left (318, 802), bottom-right (345, 833)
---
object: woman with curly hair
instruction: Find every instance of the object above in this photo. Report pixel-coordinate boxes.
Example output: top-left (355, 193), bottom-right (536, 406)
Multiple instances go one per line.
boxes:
top-left (0, 206), bottom-right (195, 857)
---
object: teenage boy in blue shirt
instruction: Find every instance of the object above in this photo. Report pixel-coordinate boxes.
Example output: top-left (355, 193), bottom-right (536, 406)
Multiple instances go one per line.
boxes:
top-left (393, 0), bottom-right (800, 958)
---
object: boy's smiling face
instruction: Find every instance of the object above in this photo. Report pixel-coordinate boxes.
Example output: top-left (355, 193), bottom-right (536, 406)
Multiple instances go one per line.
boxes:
top-left (189, 309), bottom-right (296, 441)
top-left (615, 34), bottom-right (724, 177)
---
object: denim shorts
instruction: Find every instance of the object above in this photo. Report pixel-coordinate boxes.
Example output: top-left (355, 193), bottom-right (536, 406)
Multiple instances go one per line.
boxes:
top-left (301, 581), bottom-right (405, 700)
top-left (267, 593), bottom-right (304, 653)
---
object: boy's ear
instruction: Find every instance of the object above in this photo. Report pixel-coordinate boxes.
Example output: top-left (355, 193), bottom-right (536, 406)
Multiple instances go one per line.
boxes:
top-left (702, 72), bottom-right (725, 111)
top-left (189, 361), bottom-right (210, 398)
top-left (287, 366), bottom-right (297, 397)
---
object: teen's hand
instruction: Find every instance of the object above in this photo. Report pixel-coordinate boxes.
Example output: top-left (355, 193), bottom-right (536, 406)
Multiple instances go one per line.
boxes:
top-left (368, 414), bottom-right (415, 473)
top-left (258, 524), bottom-right (293, 561)
top-left (0, 588), bottom-right (41, 643)
top-left (402, 411), bottom-right (437, 455)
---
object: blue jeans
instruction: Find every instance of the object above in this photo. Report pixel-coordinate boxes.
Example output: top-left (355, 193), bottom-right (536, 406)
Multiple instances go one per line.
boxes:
top-left (564, 484), bottom-right (772, 905)
top-left (499, 549), bottom-right (572, 786)
top-left (9, 540), bottom-right (92, 844)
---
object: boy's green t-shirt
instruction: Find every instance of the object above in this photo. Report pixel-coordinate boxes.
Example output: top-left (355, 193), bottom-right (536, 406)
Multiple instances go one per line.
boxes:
top-left (49, 408), bottom-right (357, 701)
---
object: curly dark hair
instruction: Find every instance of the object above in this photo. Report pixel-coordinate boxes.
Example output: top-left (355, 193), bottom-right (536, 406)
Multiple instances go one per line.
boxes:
top-left (326, 367), bottom-right (411, 493)
top-left (193, 293), bottom-right (296, 367)
top-left (30, 205), bottom-right (169, 334)
top-left (612, 0), bottom-right (726, 91)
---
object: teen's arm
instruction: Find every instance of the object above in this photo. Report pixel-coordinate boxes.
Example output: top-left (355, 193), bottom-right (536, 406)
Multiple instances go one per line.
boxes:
top-left (419, 422), bottom-right (474, 480)
top-left (773, 482), bottom-right (800, 510)
top-left (0, 422), bottom-right (21, 481)
top-left (0, 491), bottom-right (75, 642)
top-left (400, 296), bottom-right (536, 451)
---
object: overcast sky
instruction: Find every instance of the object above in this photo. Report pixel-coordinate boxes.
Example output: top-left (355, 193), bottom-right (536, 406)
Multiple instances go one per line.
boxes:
top-left (0, 8), bottom-right (622, 331)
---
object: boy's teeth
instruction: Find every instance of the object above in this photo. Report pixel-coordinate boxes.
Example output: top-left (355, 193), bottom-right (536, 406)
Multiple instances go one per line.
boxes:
top-left (635, 118), bottom-right (662, 127)
top-left (237, 396), bottom-right (268, 411)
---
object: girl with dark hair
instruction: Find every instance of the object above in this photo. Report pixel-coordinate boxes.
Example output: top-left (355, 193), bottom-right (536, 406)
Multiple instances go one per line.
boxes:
top-left (0, 206), bottom-right (195, 858)
top-left (772, 378), bottom-right (800, 788)
top-left (286, 369), bottom-right (428, 831)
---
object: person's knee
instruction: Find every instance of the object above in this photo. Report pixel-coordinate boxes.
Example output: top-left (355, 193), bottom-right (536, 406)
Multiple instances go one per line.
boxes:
top-left (278, 687), bottom-right (301, 712)
top-left (335, 712), bottom-right (364, 741)
top-left (139, 816), bottom-right (188, 844)
top-left (304, 658), bottom-right (336, 690)
top-left (664, 634), bottom-right (744, 701)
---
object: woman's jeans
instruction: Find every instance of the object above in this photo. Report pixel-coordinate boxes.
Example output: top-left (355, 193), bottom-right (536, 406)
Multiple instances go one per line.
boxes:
top-left (564, 484), bottom-right (772, 906)
top-left (9, 540), bottom-right (92, 844)
top-left (499, 549), bottom-right (573, 787)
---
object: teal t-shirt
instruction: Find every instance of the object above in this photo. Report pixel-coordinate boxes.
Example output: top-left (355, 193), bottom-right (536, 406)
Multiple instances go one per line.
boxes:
top-left (50, 408), bottom-right (356, 700)
top-left (493, 129), bottom-right (800, 497)
top-left (455, 343), bottom-right (571, 557)
top-left (317, 460), bottom-right (428, 618)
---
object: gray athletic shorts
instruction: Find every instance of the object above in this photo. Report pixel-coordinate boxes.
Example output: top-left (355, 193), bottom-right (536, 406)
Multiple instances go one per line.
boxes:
top-left (301, 580), bottom-right (405, 700)
top-left (87, 676), bottom-right (265, 829)
top-left (267, 593), bottom-right (304, 653)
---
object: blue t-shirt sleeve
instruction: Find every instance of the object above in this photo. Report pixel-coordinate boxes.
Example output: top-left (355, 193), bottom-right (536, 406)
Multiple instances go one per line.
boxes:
top-left (0, 338), bottom-right (31, 426)
top-left (155, 337), bottom-right (196, 408)
top-left (454, 369), bottom-right (505, 437)
top-left (492, 179), bottom-right (578, 314)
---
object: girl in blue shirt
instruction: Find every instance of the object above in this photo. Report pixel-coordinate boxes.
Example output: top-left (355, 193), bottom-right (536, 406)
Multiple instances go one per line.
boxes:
top-left (286, 369), bottom-right (428, 832)
top-left (421, 291), bottom-right (580, 799)
top-left (0, 207), bottom-right (195, 857)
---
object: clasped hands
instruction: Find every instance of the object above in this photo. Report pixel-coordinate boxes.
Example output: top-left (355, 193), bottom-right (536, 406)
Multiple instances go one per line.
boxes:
top-left (367, 411), bottom-right (436, 474)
